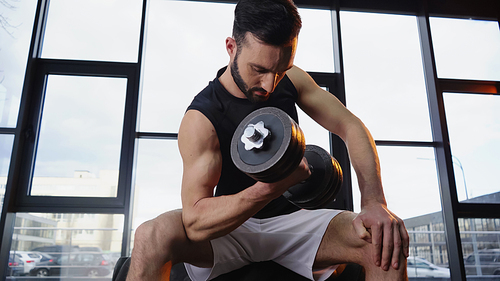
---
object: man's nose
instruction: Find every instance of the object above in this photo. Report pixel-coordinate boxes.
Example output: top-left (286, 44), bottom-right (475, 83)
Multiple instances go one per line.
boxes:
top-left (261, 73), bottom-right (278, 93)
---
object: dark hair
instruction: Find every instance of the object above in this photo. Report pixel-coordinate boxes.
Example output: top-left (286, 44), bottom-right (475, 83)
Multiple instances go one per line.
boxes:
top-left (233, 0), bottom-right (301, 47)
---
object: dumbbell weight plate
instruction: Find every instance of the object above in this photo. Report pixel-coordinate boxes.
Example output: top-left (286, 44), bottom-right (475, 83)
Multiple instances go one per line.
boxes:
top-left (231, 107), bottom-right (306, 183)
top-left (307, 155), bottom-right (343, 209)
top-left (284, 145), bottom-right (343, 209)
top-left (298, 153), bottom-right (342, 209)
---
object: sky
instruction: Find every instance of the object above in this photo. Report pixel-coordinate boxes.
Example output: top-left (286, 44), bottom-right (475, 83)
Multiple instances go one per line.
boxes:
top-left (0, 0), bottom-right (499, 229)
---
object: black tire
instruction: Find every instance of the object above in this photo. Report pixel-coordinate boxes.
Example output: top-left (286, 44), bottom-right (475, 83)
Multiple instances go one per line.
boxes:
top-left (36, 268), bottom-right (50, 277)
top-left (87, 268), bottom-right (99, 277)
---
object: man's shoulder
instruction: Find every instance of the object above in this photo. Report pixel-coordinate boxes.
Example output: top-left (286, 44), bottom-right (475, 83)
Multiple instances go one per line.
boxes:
top-left (188, 78), bottom-right (223, 110)
top-left (284, 66), bottom-right (310, 91)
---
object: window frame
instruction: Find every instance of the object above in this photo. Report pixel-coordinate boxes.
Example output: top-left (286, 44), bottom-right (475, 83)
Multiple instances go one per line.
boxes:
top-left (12, 59), bottom-right (139, 213)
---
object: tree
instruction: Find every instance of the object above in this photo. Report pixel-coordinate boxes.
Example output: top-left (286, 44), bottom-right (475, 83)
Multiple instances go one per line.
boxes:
top-left (0, 0), bottom-right (19, 37)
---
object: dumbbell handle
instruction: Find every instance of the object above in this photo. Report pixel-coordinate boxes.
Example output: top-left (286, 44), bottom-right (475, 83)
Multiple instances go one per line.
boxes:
top-left (240, 121), bottom-right (271, 151)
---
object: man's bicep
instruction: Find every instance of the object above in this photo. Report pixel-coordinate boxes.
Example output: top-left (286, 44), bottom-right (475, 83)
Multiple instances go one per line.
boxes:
top-left (288, 66), bottom-right (353, 137)
top-left (178, 110), bottom-right (222, 209)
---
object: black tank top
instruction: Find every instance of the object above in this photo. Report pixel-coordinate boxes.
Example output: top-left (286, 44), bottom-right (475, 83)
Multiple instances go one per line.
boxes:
top-left (187, 67), bottom-right (301, 218)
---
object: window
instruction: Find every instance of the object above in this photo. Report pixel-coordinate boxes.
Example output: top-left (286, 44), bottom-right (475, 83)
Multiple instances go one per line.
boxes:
top-left (355, 147), bottom-right (441, 218)
top-left (41, 0), bottom-right (143, 62)
top-left (430, 18), bottom-right (500, 81)
top-left (443, 93), bottom-right (500, 203)
top-left (8, 213), bottom-right (122, 279)
top-left (139, 0), bottom-right (234, 133)
top-left (294, 8), bottom-right (335, 73)
top-left (30, 75), bottom-right (127, 197)
top-left (0, 0), bottom-right (38, 128)
top-left (341, 11), bottom-right (447, 269)
top-left (131, 139), bottom-right (183, 249)
top-left (0, 135), bottom-right (14, 217)
top-left (341, 11), bottom-right (432, 141)
top-left (460, 218), bottom-right (500, 276)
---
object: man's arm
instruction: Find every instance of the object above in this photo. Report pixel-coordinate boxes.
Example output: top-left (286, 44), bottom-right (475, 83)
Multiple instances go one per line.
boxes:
top-left (287, 66), bottom-right (409, 270)
top-left (179, 109), bottom-right (310, 242)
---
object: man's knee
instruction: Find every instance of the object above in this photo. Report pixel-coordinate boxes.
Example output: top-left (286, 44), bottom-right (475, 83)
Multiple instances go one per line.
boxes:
top-left (316, 211), bottom-right (372, 266)
top-left (328, 211), bottom-right (367, 247)
top-left (132, 210), bottom-right (185, 260)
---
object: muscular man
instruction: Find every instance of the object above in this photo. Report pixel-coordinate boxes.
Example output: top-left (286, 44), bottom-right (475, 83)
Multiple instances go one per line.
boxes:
top-left (127, 0), bottom-right (409, 280)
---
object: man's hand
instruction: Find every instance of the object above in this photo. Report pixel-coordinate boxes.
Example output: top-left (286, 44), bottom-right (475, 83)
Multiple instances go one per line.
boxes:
top-left (266, 157), bottom-right (311, 198)
top-left (352, 203), bottom-right (409, 271)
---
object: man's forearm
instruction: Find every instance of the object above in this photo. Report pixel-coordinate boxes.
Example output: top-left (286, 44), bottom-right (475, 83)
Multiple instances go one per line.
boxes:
top-left (182, 181), bottom-right (282, 242)
top-left (343, 118), bottom-right (387, 206)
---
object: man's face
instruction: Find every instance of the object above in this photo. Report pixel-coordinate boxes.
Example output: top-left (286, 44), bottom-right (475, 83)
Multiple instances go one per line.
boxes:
top-left (230, 34), bottom-right (297, 103)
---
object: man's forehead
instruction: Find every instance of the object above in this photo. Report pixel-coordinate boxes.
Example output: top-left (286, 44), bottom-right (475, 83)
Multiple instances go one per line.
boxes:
top-left (248, 61), bottom-right (294, 73)
top-left (240, 34), bottom-right (297, 71)
top-left (243, 32), bottom-right (297, 49)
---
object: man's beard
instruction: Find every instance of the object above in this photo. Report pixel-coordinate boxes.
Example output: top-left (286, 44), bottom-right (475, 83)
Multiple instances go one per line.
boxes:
top-left (231, 52), bottom-right (269, 103)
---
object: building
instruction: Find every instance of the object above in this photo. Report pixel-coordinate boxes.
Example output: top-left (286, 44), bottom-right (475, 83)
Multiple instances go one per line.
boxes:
top-left (405, 192), bottom-right (500, 267)
top-left (1, 171), bottom-right (123, 254)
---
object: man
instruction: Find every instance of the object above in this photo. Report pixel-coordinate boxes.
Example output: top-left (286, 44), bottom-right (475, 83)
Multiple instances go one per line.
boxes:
top-left (127, 0), bottom-right (409, 280)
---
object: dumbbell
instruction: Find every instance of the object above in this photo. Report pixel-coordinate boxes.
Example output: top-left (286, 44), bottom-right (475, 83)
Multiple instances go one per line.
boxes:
top-left (230, 107), bottom-right (343, 209)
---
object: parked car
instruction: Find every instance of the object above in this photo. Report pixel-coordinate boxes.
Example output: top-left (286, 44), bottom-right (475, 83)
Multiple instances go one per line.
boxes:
top-left (79, 246), bottom-right (103, 253)
top-left (9, 251), bottom-right (42, 275)
top-left (103, 252), bottom-right (121, 268)
top-left (31, 245), bottom-right (80, 255)
top-left (407, 257), bottom-right (450, 278)
top-left (7, 253), bottom-right (25, 276)
top-left (29, 252), bottom-right (112, 277)
top-left (28, 253), bottom-right (58, 277)
top-left (464, 249), bottom-right (500, 275)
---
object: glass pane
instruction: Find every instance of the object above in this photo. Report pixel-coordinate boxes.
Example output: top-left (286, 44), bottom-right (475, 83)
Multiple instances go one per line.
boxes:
top-left (297, 88), bottom-right (331, 153)
top-left (294, 8), bottom-right (335, 73)
top-left (351, 147), bottom-right (450, 278)
top-left (131, 139), bottom-right (182, 252)
top-left (139, 0), bottom-right (234, 133)
top-left (443, 93), bottom-right (500, 203)
top-left (460, 218), bottom-right (500, 277)
top-left (430, 18), bottom-right (500, 81)
top-left (0, 135), bottom-right (14, 218)
top-left (31, 75), bottom-right (127, 197)
top-left (341, 12), bottom-right (432, 141)
top-left (41, 0), bottom-right (142, 62)
top-left (352, 147), bottom-right (441, 218)
top-left (0, 0), bottom-right (38, 127)
top-left (297, 108), bottom-right (330, 153)
top-left (7, 213), bottom-right (122, 279)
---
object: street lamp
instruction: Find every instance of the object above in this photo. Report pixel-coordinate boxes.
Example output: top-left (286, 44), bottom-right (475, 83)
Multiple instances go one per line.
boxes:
top-left (417, 155), bottom-right (482, 275)
top-left (452, 156), bottom-right (469, 201)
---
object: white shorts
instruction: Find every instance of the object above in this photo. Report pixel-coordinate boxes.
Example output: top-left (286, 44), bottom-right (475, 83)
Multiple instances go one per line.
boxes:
top-left (184, 209), bottom-right (343, 281)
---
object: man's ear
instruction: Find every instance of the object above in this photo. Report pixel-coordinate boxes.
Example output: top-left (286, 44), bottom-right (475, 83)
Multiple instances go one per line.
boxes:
top-left (226, 37), bottom-right (237, 58)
